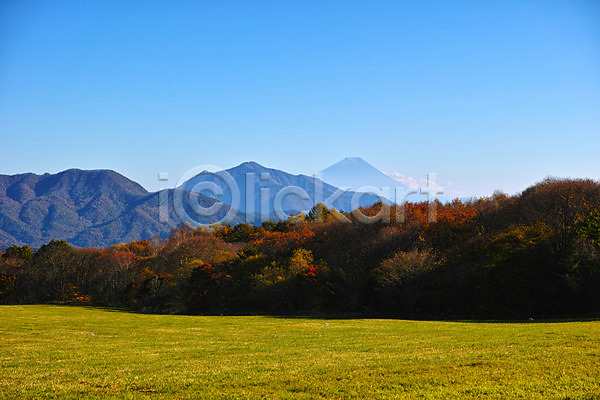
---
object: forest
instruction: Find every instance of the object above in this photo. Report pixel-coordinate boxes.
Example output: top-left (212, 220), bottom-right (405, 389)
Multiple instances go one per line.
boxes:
top-left (1, 178), bottom-right (599, 319)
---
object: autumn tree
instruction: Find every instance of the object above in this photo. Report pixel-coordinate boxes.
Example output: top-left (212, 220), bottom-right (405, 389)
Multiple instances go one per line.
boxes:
top-left (185, 262), bottom-right (227, 314)
top-left (374, 249), bottom-right (436, 317)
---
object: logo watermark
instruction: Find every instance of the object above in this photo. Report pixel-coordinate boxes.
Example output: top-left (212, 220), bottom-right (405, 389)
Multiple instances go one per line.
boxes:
top-left (158, 165), bottom-right (443, 226)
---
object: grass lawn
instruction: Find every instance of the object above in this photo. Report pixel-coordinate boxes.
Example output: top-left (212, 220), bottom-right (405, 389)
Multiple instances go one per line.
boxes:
top-left (0, 306), bottom-right (599, 399)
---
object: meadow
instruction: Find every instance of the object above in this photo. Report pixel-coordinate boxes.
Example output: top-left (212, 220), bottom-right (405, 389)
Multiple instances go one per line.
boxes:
top-left (0, 306), bottom-right (598, 399)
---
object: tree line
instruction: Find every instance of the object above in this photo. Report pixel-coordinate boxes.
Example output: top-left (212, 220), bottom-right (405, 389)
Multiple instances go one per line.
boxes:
top-left (1, 177), bottom-right (599, 319)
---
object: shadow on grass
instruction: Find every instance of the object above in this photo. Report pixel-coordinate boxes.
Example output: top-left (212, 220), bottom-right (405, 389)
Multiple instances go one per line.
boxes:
top-left (33, 303), bottom-right (600, 324)
top-left (265, 314), bottom-right (600, 323)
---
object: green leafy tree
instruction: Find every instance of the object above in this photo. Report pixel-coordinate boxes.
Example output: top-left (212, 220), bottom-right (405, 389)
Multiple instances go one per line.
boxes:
top-left (34, 240), bottom-right (75, 302)
top-left (308, 203), bottom-right (331, 222)
top-left (569, 208), bottom-right (600, 312)
top-left (577, 208), bottom-right (600, 246)
top-left (2, 245), bottom-right (34, 262)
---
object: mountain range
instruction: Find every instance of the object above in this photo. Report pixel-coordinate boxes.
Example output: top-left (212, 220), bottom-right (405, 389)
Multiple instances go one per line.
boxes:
top-left (180, 161), bottom-right (385, 222)
top-left (0, 169), bottom-right (244, 249)
top-left (0, 158), bottom-right (447, 249)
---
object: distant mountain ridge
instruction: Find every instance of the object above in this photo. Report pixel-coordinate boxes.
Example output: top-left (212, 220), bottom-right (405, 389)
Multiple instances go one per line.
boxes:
top-left (320, 157), bottom-right (409, 195)
top-left (181, 161), bottom-right (386, 222)
top-left (320, 157), bottom-right (449, 203)
top-left (0, 169), bottom-right (243, 249)
top-left (0, 158), bottom-right (447, 248)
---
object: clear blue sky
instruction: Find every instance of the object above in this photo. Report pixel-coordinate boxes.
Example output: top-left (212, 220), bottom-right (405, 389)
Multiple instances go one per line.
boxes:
top-left (1, 0), bottom-right (598, 197)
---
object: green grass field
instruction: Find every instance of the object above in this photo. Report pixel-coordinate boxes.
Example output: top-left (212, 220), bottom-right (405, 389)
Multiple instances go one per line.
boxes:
top-left (0, 306), bottom-right (599, 399)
